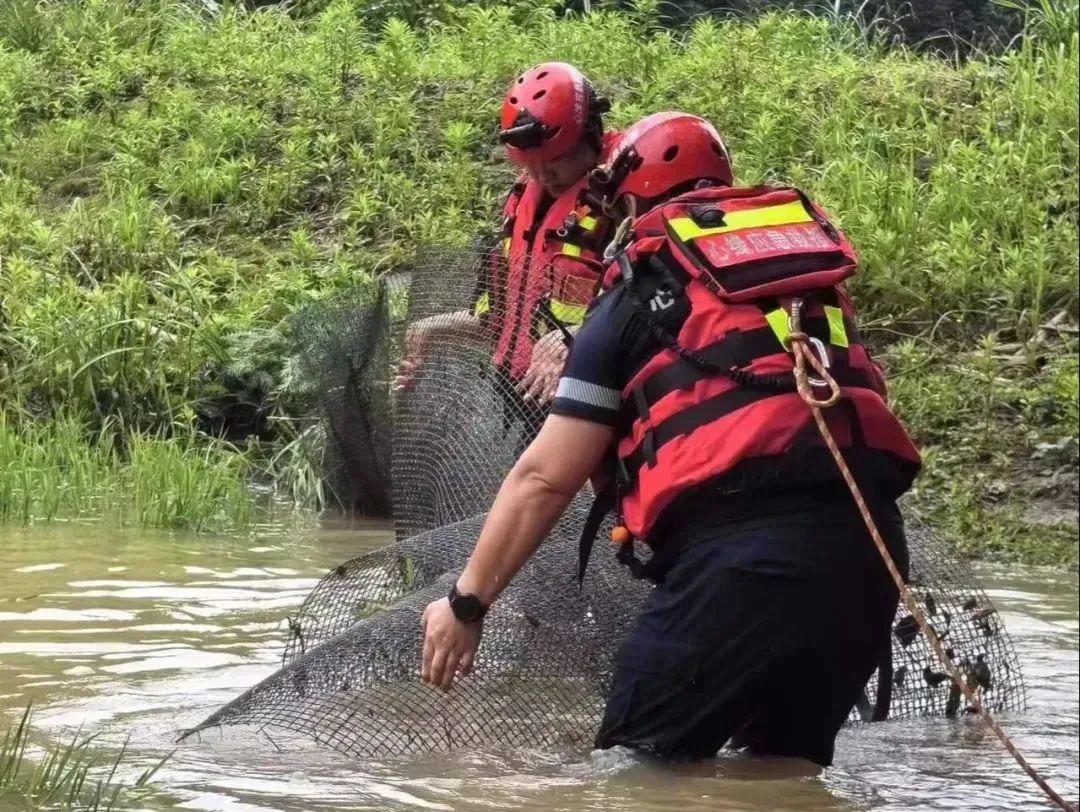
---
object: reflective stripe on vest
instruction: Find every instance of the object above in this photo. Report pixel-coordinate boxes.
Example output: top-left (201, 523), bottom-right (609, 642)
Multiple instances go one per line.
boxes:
top-left (667, 199), bottom-right (813, 242)
top-left (608, 186), bottom-right (919, 540)
top-left (556, 213), bottom-right (601, 259)
top-left (547, 299), bottom-right (587, 326)
top-left (765, 303), bottom-right (850, 348)
top-left (825, 305), bottom-right (849, 347)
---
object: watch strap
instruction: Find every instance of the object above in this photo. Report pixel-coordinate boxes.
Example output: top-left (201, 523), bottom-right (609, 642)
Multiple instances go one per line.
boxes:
top-left (448, 583), bottom-right (488, 622)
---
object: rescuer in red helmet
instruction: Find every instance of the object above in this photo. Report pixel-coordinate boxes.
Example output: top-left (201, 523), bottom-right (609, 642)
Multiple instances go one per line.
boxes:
top-left (394, 63), bottom-right (620, 416)
top-left (420, 112), bottom-right (921, 768)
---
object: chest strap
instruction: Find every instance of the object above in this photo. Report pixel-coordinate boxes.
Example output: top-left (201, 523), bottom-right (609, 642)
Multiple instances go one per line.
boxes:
top-left (621, 311), bottom-right (863, 421)
top-left (619, 366), bottom-right (877, 484)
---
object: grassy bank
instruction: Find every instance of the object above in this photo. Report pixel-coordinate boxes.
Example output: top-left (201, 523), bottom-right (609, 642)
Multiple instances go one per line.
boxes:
top-left (0, 1), bottom-right (1076, 561)
top-left (889, 334), bottom-right (1077, 566)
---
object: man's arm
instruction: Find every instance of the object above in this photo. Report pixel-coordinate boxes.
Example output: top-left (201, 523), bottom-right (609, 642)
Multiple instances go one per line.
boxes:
top-left (394, 234), bottom-right (503, 393)
top-left (420, 414), bottom-right (614, 690)
top-left (456, 413), bottom-right (614, 603)
top-left (393, 309), bottom-right (487, 392)
top-left (409, 309), bottom-right (486, 346)
top-left (420, 286), bottom-right (633, 691)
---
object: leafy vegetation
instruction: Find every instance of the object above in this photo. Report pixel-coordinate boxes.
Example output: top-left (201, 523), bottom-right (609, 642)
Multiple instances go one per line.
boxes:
top-left (0, 411), bottom-right (253, 530)
top-left (234, 0), bottom-right (1031, 54)
top-left (0, 704), bottom-right (169, 811)
top-left (887, 335), bottom-right (1078, 565)
top-left (0, 0), bottom-right (1075, 560)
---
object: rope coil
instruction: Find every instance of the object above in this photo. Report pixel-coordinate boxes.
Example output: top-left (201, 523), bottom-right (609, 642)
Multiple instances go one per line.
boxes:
top-left (786, 296), bottom-right (1076, 812)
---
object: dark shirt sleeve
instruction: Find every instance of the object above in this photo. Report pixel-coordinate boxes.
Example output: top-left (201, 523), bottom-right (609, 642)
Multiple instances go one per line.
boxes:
top-left (550, 287), bottom-right (641, 427)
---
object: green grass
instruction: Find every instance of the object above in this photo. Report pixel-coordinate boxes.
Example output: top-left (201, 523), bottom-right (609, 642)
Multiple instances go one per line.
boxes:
top-left (0, 411), bottom-right (254, 531)
top-left (0, 705), bottom-right (170, 811)
top-left (886, 332), bottom-right (1079, 566)
top-left (0, 0), bottom-right (1076, 559)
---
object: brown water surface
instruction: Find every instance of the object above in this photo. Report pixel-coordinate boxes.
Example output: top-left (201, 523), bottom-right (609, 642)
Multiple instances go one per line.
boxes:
top-left (1, 521), bottom-right (1076, 811)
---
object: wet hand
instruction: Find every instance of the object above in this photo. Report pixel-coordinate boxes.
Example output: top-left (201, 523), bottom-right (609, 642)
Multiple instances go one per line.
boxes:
top-left (393, 323), bottom-right (434, 393)
top-left (518, 331), bottom-right (569, 407)
top-left (421, 598), bottom-right (482, 691)
top-left (393, 358), bottom-right (420, 393)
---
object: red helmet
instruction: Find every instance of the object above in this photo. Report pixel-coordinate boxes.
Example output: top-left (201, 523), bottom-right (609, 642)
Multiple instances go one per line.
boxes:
top-left (498, 62), bottom-right (609, 171)
top-left (591, 111), bottom-right (733, 212)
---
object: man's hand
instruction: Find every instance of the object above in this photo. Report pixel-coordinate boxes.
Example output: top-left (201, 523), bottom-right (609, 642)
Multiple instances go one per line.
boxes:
top-left (392, 357), bottom-right (422, 393)
top-left (416, 415), bottom-right (614, 692)
top-left (394, 311), bottom-right (484, 393)
top-left (392, 321), bottom-right (434, 393)
top-left (518, 329), bottom-right (570, 406)
top-left (421, 598), bottom-right (482, 691)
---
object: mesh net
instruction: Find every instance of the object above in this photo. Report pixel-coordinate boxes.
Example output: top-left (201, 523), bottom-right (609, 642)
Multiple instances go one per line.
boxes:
top-left (181, 243), bottom-right (1026, 757)
top-left (385, 241), bottom-right (542, 541)
top-left (286, 281), bottom-right (395, 517)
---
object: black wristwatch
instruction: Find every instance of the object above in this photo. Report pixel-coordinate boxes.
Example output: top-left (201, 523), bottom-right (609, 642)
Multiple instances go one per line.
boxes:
top-left (448, 583), bottom-right (487, 623)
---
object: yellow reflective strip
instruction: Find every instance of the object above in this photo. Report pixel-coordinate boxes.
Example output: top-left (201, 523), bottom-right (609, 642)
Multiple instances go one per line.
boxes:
top-left (473, 292), bottom-right (490, 317)
top-left (501, 238), bottom-right (511, 257)
top-left (824, 305), bottom-right (849, 348)
top-left (668, 200), bottom-right (813, 241)
top-left (765, 308), bottom-right (789, 347)
top-left (560, 243), bottom-right (582, 258)
top-left (549, 299), bottom-right (587, 325)
top-left (579, 215), bottom-right (598, 231)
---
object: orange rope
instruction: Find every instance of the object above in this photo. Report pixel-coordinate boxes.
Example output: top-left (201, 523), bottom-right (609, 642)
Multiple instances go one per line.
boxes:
top-left (784, 297), bottom-right (1076, 812)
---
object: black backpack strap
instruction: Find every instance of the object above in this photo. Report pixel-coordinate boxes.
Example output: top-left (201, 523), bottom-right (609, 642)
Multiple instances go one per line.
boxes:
top-left (872, 638), bottom-right (894, 722)
top-left (577, 483), bottom-right (617, 584)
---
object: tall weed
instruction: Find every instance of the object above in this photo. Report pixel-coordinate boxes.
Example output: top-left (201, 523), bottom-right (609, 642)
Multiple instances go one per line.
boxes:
top-left (0, 704), bottom-right (170, 811)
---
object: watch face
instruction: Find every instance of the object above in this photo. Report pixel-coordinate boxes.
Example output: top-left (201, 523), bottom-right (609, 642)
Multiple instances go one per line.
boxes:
top-left (451, 593), bottom-right (483, 623)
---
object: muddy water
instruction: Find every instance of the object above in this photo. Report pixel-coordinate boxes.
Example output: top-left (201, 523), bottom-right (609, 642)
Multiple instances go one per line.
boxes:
top-left (1, 522), bottom-right (1076, 811)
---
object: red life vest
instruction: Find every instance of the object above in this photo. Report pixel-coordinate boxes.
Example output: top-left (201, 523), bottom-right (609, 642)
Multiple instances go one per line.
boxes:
top-left (604, 184), bottom-right (921, 542)
top-left (476, 132), bottom-right (619, 380)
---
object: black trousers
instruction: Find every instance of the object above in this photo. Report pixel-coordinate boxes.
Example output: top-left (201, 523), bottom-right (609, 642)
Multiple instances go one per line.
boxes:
top-left (595, 504), bottom-right (907, 767)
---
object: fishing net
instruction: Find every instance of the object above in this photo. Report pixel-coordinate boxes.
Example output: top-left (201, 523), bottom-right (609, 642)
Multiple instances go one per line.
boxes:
top-left (181, 243), bottom-right (1027, 758)
top-left (286, 281), bottom-right (395, 517)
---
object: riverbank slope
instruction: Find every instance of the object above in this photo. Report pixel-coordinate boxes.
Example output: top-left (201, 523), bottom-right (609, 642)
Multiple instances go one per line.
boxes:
top-left (1, 1), bottom-right (1075, 563)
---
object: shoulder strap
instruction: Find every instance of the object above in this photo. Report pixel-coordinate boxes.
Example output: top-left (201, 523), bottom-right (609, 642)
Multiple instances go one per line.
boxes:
top-left (499, 178), bottom-right (528, 238)
top-left (503, 178), bottom-right (527, 217)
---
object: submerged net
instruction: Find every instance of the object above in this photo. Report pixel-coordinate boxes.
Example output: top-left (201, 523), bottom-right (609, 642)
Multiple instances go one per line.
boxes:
top-left (182, 244), bottom-right (1027, 758)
